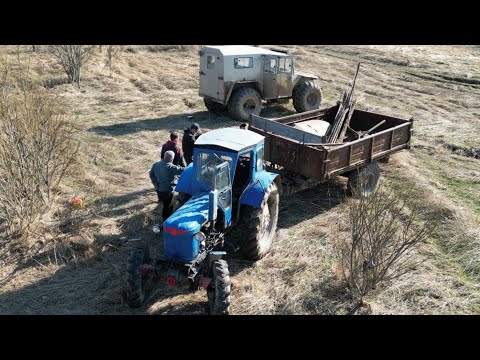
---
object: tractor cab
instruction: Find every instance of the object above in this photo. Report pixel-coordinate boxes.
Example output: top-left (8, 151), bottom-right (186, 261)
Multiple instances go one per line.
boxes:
top-left (163, 128), bottom-right (267, 262)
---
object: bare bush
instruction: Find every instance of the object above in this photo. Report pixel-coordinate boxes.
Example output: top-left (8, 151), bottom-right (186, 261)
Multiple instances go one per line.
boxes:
top-left (336, 182), bottom-right (435, 309)
top-left (0, 62), bottom-right (80, 239)
top-left (49, 45), bottom-right (94, 88)
top-left (105, 45), bottom-right (124, 77)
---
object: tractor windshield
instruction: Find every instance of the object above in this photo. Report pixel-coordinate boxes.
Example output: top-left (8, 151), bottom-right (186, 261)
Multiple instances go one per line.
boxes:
top-left (196, 152), bottom-right (233, 184)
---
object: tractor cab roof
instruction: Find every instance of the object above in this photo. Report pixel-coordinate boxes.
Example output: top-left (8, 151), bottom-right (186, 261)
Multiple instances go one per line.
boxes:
top-left (195, 128), bottom-right (264, 152)
top-left (203, 45), bottom-right (288, 57)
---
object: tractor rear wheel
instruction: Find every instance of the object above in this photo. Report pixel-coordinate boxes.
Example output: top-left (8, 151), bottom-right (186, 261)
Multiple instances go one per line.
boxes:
top-left (204, 98), bottom-right (227, 114)
top-left (126, 245), bottom-right (151, 308)
top-left (207, 260), bottom-right (231, 315)
top-left (347, 162), bottom-right (381, 197)
top-left (293, 81), bottom-right (322, 113)
top-left (238, 181), bottom-right (279, 261)
top-left (228, 87), bottom-right (262, 122)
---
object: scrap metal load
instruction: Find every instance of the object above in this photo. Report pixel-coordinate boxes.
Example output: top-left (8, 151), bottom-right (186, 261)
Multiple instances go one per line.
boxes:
top-left (248, 63), bottom-right (414, 182)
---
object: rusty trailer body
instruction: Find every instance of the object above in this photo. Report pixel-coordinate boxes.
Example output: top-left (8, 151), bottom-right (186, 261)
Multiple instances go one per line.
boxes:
top-left (249, 104), bottom-right (413, 185)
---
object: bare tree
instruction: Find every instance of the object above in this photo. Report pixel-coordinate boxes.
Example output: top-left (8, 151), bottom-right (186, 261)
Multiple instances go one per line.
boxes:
top-left (336, 182), bottom-right (435, 310)
top-left (105, 45), bottom-right (124, 77)
top-left (0, 62), bottom-right (79, 239)
top-left (49, 45), bottom-right (94, 88)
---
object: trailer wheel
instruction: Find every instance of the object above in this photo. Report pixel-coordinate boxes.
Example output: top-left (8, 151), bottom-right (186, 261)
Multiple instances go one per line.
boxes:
top-left (207, 260), bottom-right (231, 315)
top-left (347, 162), bottom-right (381, 197)
top-left (238, 181), bottom-right (279, 260)
top-left (204, 98), bottom-right (227, 114)
top-left (293, 81), bottom-right (322, 113)
top-left (126, 245), bottom-right (150, 308)
top-left (228, 87), bottom-right (262, 122)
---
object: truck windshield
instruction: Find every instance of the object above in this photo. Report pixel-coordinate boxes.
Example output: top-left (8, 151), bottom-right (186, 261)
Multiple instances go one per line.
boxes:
top-left (196, 152), bottom-right (233, 184)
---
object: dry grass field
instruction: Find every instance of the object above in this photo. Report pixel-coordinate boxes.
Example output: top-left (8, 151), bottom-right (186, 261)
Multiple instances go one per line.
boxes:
top-left (0, 45), bottom-right (479, 314)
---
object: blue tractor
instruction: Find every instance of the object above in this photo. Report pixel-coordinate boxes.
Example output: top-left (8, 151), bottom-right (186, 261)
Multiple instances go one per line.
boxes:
top-left (126, 128), bottom-right (281, 314)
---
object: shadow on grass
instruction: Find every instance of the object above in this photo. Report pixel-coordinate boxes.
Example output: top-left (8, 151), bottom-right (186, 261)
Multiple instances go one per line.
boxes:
top-left (88, 104), bottom-right (296, 137)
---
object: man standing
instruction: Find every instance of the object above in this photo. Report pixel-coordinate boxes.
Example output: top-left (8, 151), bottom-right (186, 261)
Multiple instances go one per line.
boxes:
top-left (149, 150), bottom-right (185, 220)
top-left (161, 131), bottom-right (186, 167)
top-left (182, 123), bottom-right (202, 165)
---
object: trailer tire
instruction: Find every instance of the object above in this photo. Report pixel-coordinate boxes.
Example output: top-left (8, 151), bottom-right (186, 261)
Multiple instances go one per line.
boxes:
top-left (207, 260), bottom-right (231, 315)
top-left (126, 245), bottom-right (150, 308)
top-left (228, 87), bottom-right (262, 122)
top-left (204, 98), bottom-right (227, 114)
top-left (347, 162), bottom-right (380, 197)
top-left (293, 81), bottom-right (322, 113)
top-left (238, 182), bottom-right (279, 260)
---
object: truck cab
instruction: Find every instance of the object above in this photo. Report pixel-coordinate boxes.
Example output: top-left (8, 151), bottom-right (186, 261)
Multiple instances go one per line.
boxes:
top-left (199, 45), bottom-right (322, 122)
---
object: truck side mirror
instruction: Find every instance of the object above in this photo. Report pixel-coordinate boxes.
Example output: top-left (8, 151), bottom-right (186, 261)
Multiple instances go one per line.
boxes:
top-left (208, 190), bottom-right (218, 222)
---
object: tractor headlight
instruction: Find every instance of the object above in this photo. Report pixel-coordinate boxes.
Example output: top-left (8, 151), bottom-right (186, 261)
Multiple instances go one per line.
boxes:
top-left (193, 232), bottom-right (206, 242)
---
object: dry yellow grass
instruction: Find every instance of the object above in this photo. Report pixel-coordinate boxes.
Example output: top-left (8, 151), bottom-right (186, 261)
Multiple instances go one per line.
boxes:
top-left (0, 45), bottom-right (479, 314)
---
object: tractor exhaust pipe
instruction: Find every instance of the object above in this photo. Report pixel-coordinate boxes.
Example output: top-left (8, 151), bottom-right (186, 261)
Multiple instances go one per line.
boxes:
top-left (208, 190), bottom-right (218, 231)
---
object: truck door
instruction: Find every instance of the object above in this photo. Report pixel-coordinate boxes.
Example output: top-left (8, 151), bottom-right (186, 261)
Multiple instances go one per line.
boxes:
top-left (213, 161), bottom-right (232, 227)
top-left (262, 55), bottom-right (278, 99)
top-left (277, 57), bottom-right (293, 97)
top-left (199, 51), bottom-right (220, 99)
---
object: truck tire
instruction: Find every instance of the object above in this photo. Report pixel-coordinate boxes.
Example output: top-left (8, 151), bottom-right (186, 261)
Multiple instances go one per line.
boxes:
top-left (238, 182), bottom-right (279, 260)
top-left (293, 81), bottom-right (323, 113)
top-left (228, 87), bottom-right (262, 122)
top-left (347, 162), bottom-right (380, 197)
top-left (207, 260), bottom-right (231, 315)
top-left (126, 245), bottom-right (151, 308)
top-left (204, 98), bottom-right (227, 114)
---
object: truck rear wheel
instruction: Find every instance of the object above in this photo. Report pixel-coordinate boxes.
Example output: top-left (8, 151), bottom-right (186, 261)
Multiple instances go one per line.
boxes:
top-left (293, 81), bottom-right (322, 113)
top-left (126, 245), bottom-right (150, 308)
top-left (238, 182), bottom-right (279, 260)
top-left (347, 162), bottom-right (380, 197)
top-left (204, 98), bottom-right (227, 114)
top-left (228, 87), bottom-right (262, 122)
top-left (207, 260), bottom-right (231, 315)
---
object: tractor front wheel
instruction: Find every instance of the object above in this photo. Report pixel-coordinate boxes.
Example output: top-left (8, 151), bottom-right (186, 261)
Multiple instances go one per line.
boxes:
top-left (126, 245), bottom-right (151, 308)
top-left (207, 260), bottom-right (231, 315)
top-left (238, 181), bottom-right (279, 260)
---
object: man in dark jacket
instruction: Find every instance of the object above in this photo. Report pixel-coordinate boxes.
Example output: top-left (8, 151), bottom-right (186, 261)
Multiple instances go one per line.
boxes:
top-left (182, 123), bottom-right (202, 165)
top-left (161, 131), bottom-right (186, 167)
top-left (149, 150), bottom-right (185, 220)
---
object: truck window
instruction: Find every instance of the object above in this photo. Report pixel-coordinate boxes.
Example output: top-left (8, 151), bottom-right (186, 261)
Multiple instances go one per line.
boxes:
top-left (207, 55), bottom-right (215, 69)
top-left (234, 57), bottom-right (253, 69)
top-left (264, 58), bottom-right (277, 74)
top-left (278, 58), bottom-right (292, 73)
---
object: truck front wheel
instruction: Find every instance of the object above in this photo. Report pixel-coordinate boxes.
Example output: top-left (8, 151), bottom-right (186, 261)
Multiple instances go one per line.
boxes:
top-left (347, 162), bottom-right (380, 197)
top-left (228, 87), bottom-right (262, 122)
top-left (293, 81), bottom-right (323, 113)
top-left (238, 182), bottom-right (279, 260)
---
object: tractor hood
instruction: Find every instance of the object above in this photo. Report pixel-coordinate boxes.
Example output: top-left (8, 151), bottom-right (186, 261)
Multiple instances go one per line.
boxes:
top-left (163, 192), bottom-right (210, 235)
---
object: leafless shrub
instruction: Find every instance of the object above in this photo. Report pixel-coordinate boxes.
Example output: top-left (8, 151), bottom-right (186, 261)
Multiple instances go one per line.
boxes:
top-left (49, 45), bottom-right (95, 88)
top-left (0, 62), bottom-right (80, 239)
top-left (105, 45), bottom-right (124, 77)
top-left (336, 182), bottom-right (435, 310)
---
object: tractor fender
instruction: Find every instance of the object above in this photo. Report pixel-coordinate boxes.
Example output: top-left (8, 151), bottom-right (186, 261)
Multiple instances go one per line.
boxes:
top-left (240, 171), bottom-right (282, 208)
top-left (175, 163), bottom-right (195, 195)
